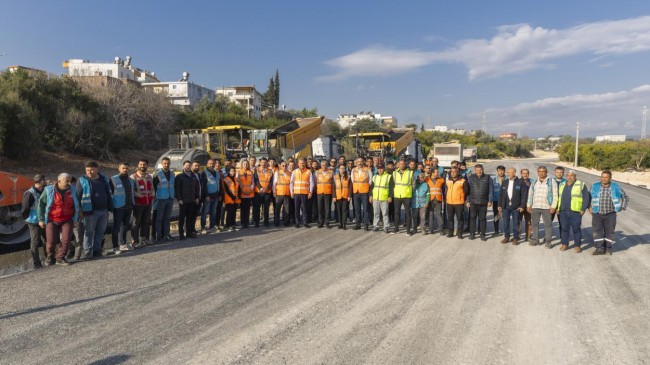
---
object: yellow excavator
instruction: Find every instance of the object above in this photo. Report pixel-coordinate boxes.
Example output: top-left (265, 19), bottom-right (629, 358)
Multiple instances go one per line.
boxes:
top-left (249, 117), bottom-right (323, 161)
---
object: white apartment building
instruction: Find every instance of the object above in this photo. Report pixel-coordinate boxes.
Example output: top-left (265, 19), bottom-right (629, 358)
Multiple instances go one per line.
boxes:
top-left (595, 135), bottom-right (626, 143)
top-left (337, 111), bottom-right (397, 128)
top-left (64, 56), bottom-right (159, 83)
top-left (216, 86), bottom-right (263, 119)
top-left (143, 73), bottom-right (215, 108)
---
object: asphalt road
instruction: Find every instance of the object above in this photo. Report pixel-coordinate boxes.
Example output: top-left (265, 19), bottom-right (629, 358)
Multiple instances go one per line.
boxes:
top-left (1, 159), bottom-right (648, 365)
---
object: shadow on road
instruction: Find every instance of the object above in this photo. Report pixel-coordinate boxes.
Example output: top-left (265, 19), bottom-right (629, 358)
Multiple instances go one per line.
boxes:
top-left (0, 290), bottom-right (129, 320)
top-left (87, 354), bottom-right (132, 365)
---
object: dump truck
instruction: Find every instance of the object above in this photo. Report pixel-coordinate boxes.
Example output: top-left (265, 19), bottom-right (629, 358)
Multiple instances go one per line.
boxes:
top-left (463, 146), bottom-right (478, 162)
top-left (156, 125), bottom-right (253, 171)
top-left (433, 142), bottom-right (463, 168)
top-left (312, 136), bottom-right (344, 160)
top-left (405, 139), bottom-right (424, 162)
top-left (349, 128), bottom-right (414, 160)
top-left (0, 171), bottom-right (35, 249)
top-left (249, 117), bottom-right (323, 161)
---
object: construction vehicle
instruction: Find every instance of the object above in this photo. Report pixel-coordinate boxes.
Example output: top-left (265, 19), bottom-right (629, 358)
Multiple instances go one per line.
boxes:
top-left (463, 146), bottom-right (478, 162)
top-left (433, 142), bottom-right (463, 168)
top-left (312, 136), bottom-right (344, 161)
top-left (349, 128), bottom-right (414, 160)
top-left (156, 125), bottom-right (253, 171)
top-left (0, 171), bottom-right (33, 248)
top-left (405, 139), bottom-right (424, 162)
top-left (249, 117), bottom-right (323, 161)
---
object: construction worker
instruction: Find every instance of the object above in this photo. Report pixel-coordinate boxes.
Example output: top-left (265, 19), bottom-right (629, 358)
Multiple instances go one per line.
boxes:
top-left (131, 159), bottom-right (153, 248)
top-left (558, 170), bottom-right (590, 252)
top-left (200, 158), bottom-right (221, 234)
top-left (466, 164), bottom-right (493, 241)
top-left (253, 157), bottom-right (274, 227)
top-left (315, 160), bottom-right (334, 228)
top-left (213, 159), bottom-right (226, 231)
top-left (190, 161), bottom-right (203, 235)
top-left (287, 161), bottom-right (296, 225)
top-left (385, 160), bottom-right (396, 225)
top-left (77, 161), bottom-right (113, 259)
top-left (491, 165), bottom-right (506, 237)
top-left (392, 158), bottom-right (414, 235)
top-left (519, 168), bottom-right (533, 241)
top-left (351, 157), bottom-right (371, 231)
top-left (334, 164), bottom-right (352, 230)
top-left (429, 157), bottom-right (445, 177)
top-left (425, 168), bottom-right (445, 235)
top-left (109, 162), bottom-right (136, 254)
top-left (237, 159), bottom-right (255, 229)
top-left (222, 166), bottom-right (240, 232)
top-left (174, 160), bottom-right (199, 240)
top-left (37, 173), bottom-right (80, 266)
top-left (526, 166), bottom-right (558, 248)
top-left (153, 157), bottom-right (175, 244)
top-left (411, 172), bottom-right (430, 235)
top-left (291, 158), bottom-right (314, 228)
top-left (370, 163), bottom-right (393, 233)
top-left (21, 174), bottom-right (47, 268)
top-left (551, 166), bottom-right (567, 236)
top-left (498, 167), bottom-right (527, 245)
top-left (590, 170), bottom-right (629, 255)
top-left (273, 161), bottom-right (292, 227)
top-left (445, 167), bottom-right (469, 239)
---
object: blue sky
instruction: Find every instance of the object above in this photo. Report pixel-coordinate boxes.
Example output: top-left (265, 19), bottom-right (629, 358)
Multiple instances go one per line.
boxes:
top-left (3, 0), bottom-right (650, 137)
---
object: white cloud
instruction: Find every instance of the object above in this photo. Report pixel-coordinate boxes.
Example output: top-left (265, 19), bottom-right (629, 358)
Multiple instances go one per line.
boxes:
top-left (320, 15), bottom-right (650, 81)
top-left (484, 84), bottom-right (650, 136)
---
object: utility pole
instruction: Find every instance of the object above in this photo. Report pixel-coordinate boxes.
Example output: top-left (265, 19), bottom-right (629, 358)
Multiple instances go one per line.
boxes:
top-left (643, 106), bottom-right (647, 140)
top-left (574, 121), bottom-right (580, 167)
top-left (482, 112), bottom-right (487, 134)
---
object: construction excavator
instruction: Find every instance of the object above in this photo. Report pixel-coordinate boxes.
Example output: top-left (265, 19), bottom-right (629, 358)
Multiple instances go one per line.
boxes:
top-left (349, 128), bottom-right (415, 161)
top-left (249, 117), bottom-right (323, 161)
top-left (0, 171), bottom-right (34, 250)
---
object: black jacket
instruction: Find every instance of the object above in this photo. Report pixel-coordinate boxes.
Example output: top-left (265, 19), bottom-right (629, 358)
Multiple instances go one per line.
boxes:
top-left (467, 174), bottom-right (493, 205)
top-left (499, 177), bottom-right (528, 210)
top-left (174, 171), bottom-right (199, 204)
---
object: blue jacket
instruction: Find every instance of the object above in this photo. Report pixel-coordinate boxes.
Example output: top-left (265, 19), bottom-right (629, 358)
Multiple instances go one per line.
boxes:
top-left (110, 174), bottom-right (135, 209)
top-left (411, 181), bottom-right (430, 208)
top-left (591, 182), bottom-right (624, 213)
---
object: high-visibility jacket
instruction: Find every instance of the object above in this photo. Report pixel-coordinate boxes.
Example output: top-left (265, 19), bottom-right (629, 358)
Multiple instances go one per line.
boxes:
top-left (24, 187), bottom-right (41, 224)
top-left (334, 175), bottom-right (351, 200)
top-left (275, 170), bottom-right (292, 196)
top-left (372, 172), bottom-right (391, 201)
top-left (292, 168), bottom-right (311, 195)
top-left (558, 180), bottom-right (584, 212)
top-left (154, 169), bottom-right (175, 200)
top-left (316, 169), bottom-right (334, 195)
top-left (223, 177), bottom-right (240, 205)
top-left (445, 177), bottom-right (466, 205)
top-left (392, 169), bottom-right (413, 198)
top-left (79, 174), bottom-right (111, 212)
top-left (255, 169), bottom-right (273, 193)
top-left (426, 177), bottom-right (444, 202)
top-left (111, 174), bottom-right (136, 209)
top-left (238, 169), bottom-right (255, 198)
top-left (131, 172), bottom-right (154, 206)
top-left (351, 167), bottom-right (370, 194)
top-left (591, 182), bottom-right (623, 213)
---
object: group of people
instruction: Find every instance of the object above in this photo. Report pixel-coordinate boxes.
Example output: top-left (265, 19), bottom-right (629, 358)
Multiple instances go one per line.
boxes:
top-left (21, 154), bottom-right (630, 268)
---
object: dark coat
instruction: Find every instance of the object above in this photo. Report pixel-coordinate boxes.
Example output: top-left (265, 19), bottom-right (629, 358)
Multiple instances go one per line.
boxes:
top-left (499, 177), bottom-right (527, 210)
top-left (467, 174), bottom-right (493, 205)
top-left (175, 172), bottom-right (199, 204)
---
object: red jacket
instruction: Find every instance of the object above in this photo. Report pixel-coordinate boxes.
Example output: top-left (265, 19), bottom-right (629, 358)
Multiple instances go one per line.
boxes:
top-left (49, 188), bottom-right (75, 223)
top-left (131, 172), bottom-right (154, 206)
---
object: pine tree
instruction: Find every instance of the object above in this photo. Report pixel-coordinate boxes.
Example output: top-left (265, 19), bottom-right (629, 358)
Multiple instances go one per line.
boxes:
top-left (273, 69), bottom-right (280, 108)
top-left (263, 77), bottom-right (275, 109)
top-left (421, 123), bottom-right (425, 132)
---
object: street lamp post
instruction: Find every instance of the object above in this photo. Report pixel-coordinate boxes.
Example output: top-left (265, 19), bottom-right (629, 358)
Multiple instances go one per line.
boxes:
top-left (574, 121), bottom-right (580, 167)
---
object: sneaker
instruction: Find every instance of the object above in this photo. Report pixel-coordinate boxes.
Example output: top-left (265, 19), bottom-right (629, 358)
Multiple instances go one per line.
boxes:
top-left (126, 243), bottom-right (134, 251)
top-left (56, 259), bottom-right (71, 266)
top-left (164, 235), bottom-right (174, 241)
top-left (43, 257), bottom-right (55, 266)
top-left (119, 244), bottom-right (130, 252)
top-left (229, 227), bottom-right (235, 232)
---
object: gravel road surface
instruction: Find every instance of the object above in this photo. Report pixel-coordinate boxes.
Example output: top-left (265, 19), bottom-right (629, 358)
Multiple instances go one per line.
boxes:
top-left (1, 159), bottom-right (648, 365)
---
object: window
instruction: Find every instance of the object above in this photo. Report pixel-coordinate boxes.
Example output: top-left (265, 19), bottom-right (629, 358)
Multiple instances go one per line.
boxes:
top-left (172, 85), bottom-right (176, 89)
top-left (106, 70), bottom-right (113, 77)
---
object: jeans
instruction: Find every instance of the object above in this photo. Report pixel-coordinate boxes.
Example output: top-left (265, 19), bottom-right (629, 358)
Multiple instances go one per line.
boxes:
top-left (46, 220), bottom-right (73, 260)
top-left (393, 197), bottom-right (412, 233)
top-left (132, 204), bottom-right (151, 242)
top-left (155, 198), bottom-right (173, 241)
top-left (502, 206), bottom-right (520, 239)
top-left (83, 209), bottom-right (108, 255)
top-left (372, 200), bottom-right (389, 229)
top-left (412, 207), bottom-right (427, 232)
top-left (447, 204), bottom-right (464, 237)
top-left (492, 201), bottom-right (501, 234)
top-left (253, 193), bottom-right (272, 225)
top-left (112, 208), bottom-right (132, 249)
top-left (317, 194), bottom-right (332, 225)
top-left (469, 204), bottom-right (488, 237)
top-left (592, 212), bottom-right (616, 250)
top-left (28, 224), bottom-right (46, 266)
top-left (520, 210), bottom-right (532, 239)
top-left (427, 200), bottom-right (444, 232)
top-left (531, 208), bottom-right (553, 243)
top-left (275, 195), bottom-right (291, 226)
top-left (560, 210), bottom-right (583, 246)
top-left (201, 197), bottom-right (218, 229)
top-left (294, 194), bottom-right (308, 225)
top-left (353, 193), bottom-right (369, 228)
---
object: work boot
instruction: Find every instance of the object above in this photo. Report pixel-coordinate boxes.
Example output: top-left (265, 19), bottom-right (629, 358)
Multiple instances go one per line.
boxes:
top-left (592, 249), bottom-right (606, 255)
top-left (500, 238), bottom-right (509, 244)
top-left (573, 246), bottom-right (582, 253)
top-left (559, 244), bottom-right (568, 251)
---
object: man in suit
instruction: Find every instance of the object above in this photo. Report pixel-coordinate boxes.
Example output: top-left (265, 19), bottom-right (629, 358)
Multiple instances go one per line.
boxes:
top-left (498, 167), bottom-right (528, 245)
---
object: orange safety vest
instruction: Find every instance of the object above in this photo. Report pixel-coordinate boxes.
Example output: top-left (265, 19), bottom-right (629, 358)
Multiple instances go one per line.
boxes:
top-left (334, 175), bottom-right (350, 200)
top-left (223, 177), bottom-right (240, 205)
top-left (238, 169), bottom-right (255, 198)
top-left (352, 167), bottom-right (370, 194)
top-left (292, 168), bottom-right (311, 195)
top-left (445, 178), bottom-right (466, 205)
top-left (426, 177), bottom-right (444, 202)
top-left (275, 170), bottom-right (291, 196)
top-left (255, 169), bottom-right (273, 193)
top-left (316, 170), bottom-right (334, 195)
